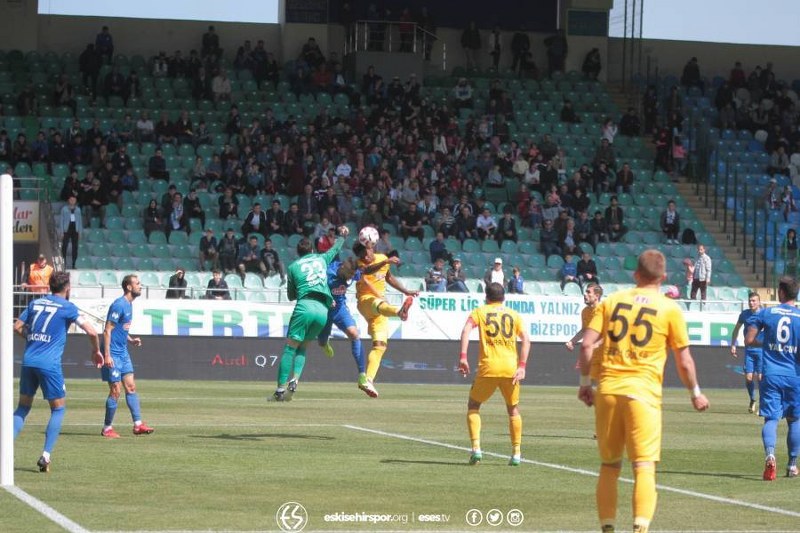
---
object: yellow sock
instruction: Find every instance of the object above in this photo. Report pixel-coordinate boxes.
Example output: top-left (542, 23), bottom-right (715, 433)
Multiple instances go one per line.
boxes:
top-left (365, 344), bottom-right (386, 380)
top-left (467, 409), bottom-right (481, 450)
top-left (597, 464), bottom-right (620, 528)
top-left (374, 301), bottom-right (398, 318)
top-left (508, 414), bottom-right (522, 456)
top-left (633, 464), bottom-right (656, 530)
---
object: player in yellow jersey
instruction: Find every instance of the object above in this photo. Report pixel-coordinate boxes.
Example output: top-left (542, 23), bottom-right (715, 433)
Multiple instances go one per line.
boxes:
top-left (458, 282), bottom-right (530, 466)
top-left (566, 282), bottom-right (604, 364)
top-left (577, 250), bottom-right (709, 533)
top-left (353, 242), bottom-right (418, 397)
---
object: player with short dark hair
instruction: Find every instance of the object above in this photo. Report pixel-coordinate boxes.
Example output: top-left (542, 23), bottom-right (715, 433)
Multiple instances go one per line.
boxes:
top-left (578, 250), bottom-right (709, 533)
top-left (731, 291), bottom-right (764, 413)
top-left (13, 272), bottom-right (102, 472)
top-left (272, 228), bottom-right (348, 401)
top-left (745, 276), bottom-right (800, 480)
top-left (458, 282), bottom-right (530, 466)
top-left (101, 274), bottom-right (154, 438)
top-left (566, 282), bottom-right (604, 353)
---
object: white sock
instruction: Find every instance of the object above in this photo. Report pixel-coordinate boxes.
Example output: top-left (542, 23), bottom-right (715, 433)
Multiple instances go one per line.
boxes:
top-left (134, 420), bottom-right (142, 427)
top-left (103, 425), bottom-right (113, 431)
top-left (41, 451), bottom-right (51, 461)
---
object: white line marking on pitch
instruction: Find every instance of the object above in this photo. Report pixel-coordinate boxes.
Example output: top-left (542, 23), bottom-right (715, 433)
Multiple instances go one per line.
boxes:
top-left (3, 485), bottom-right (90, 533)
top-left (344, 424), bottom-right (800, 519)
top-left (22, 423), bottom-right (338, 428)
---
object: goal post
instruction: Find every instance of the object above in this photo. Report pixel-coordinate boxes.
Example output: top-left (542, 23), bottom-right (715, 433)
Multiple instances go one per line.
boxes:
top-left (1, 175), bottom-right (14, 486)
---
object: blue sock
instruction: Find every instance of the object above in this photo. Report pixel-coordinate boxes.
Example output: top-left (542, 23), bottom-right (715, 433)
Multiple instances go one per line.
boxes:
top-left (763, 419), bottom-right (779, 457)
top-left (104, 396), bottom-right (118, 427)
top-left (125, 393), bottom-right (142, 423)
top-left (787, 419), bottom-right (800, 463)
top-left (44, 406), bottom-right (65, 454)
top-left (352, 339), bottom-right (365, 374)
top-left (746, 380), bottom-right (755, 401)
top-left (13, 404), bottom-right (31, 438)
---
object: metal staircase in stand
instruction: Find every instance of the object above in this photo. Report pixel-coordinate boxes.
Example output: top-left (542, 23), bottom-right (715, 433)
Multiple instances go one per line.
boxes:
top-left (674, 179), bottom-right (774, 300)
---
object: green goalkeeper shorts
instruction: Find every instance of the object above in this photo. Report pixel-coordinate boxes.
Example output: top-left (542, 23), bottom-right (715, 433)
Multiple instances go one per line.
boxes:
top-left (286, 298), bottom-right (329, 343)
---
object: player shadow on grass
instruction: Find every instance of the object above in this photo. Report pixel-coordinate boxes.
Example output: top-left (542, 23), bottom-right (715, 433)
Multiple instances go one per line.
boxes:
top-left (192, 433), bottom-right (335, 442)
top-left (659, 469), bottom-right (762, 481)
top-left (381, 459), bottom-right (480, 467)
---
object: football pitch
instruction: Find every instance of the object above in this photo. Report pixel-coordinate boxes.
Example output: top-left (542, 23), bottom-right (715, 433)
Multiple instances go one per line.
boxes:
top-left (3, 380), bottom-right (800, 533)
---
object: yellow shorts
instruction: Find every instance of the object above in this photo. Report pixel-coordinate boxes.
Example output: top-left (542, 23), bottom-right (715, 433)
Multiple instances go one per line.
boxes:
top-left (469, 376), bottom-right (520, 406)
top-left (357, 296), bottom-right (390, 343)
top-left (594, 393), bottom-right (662, 463)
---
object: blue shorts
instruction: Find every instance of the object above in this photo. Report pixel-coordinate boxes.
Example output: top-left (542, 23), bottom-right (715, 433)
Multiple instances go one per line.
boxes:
top-left (101, 355), bottom-right (134, 383)
top-left (19, 366), bottom-right (66, 401)
top-left (759, 374), bottom-right (800, 420)
top-left (317, 303), bottom-right (357, 343)
top-left (744, 349), bottom-right (763, 374)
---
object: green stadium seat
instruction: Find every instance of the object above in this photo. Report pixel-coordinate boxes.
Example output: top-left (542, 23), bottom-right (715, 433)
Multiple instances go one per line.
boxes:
top-left (139, 271), bottom-right (161, 287)
top-left (137, 258), bottom-right (156, 271)
top-left (98, 270), bottom-right (119, 286)
top-left (562, 282), bottom-right (583, 297)
top-left (481, 240), bottom-right (500, 254)
top-left (115, 257), bottom-right (136, 271)
top-left (74, 256), bottom-right (94, 269)
top-left (149, 231), bottom-right (168, 244)
top-left (78, 271), bottom-right (98, 285)
top-left (546, 255), bottom-right (565, 269)
top-left (404, 238), bottom-right (422, 251)
top-left (243, 273), bottom-right (263, 289)
top-left (462, 239), bottom-right (480, 253)
top-left (106, 230), bottom-right (126, 245)
top-left (89, 241), bottom-right (112, 257)
top-left (465, 280), bottom-right (483, 293)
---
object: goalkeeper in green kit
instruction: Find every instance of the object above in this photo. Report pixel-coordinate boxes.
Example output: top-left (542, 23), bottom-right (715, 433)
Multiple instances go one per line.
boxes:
top-left (271, 225), bottom-right (349, 401)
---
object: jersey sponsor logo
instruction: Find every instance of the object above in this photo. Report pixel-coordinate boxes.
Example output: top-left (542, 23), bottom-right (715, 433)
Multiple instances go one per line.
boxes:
top-left (27, 332), bottom-right (52, 342)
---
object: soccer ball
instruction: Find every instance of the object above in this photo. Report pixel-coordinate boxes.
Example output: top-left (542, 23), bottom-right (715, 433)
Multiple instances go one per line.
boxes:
top-left (664, 285), bottom-right (681, 299)
top-left (358, 226), bottom-right (380, 247)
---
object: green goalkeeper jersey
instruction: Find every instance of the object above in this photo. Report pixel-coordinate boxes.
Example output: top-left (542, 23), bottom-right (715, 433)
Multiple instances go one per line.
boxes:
top-left (286, 237), bottom-right (344, 307)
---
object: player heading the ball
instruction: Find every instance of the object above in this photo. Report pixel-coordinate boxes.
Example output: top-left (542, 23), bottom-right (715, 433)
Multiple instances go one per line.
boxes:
top-left (353, 224), bottom-right (418, 397)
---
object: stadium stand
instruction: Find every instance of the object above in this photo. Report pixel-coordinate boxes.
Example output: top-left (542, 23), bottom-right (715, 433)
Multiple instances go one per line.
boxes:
top-left (0, 41), bottom-right (750, 303)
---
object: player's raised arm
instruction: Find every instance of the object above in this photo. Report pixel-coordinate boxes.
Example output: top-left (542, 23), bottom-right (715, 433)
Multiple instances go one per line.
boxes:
top-left (458, 317), bottom-right (476, 376)
top-left (321, 227), bottom-right (348, 265)
top-left (673, 346), bottom-right (709, 411)
top-left (386, 269), bottom-right (419, 297)
top-left (362, 255), bottom-right (400, 275)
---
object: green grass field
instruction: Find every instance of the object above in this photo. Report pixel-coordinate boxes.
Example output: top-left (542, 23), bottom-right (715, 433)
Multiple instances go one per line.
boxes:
top-left (3, 380), bottom-right (800, 533)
